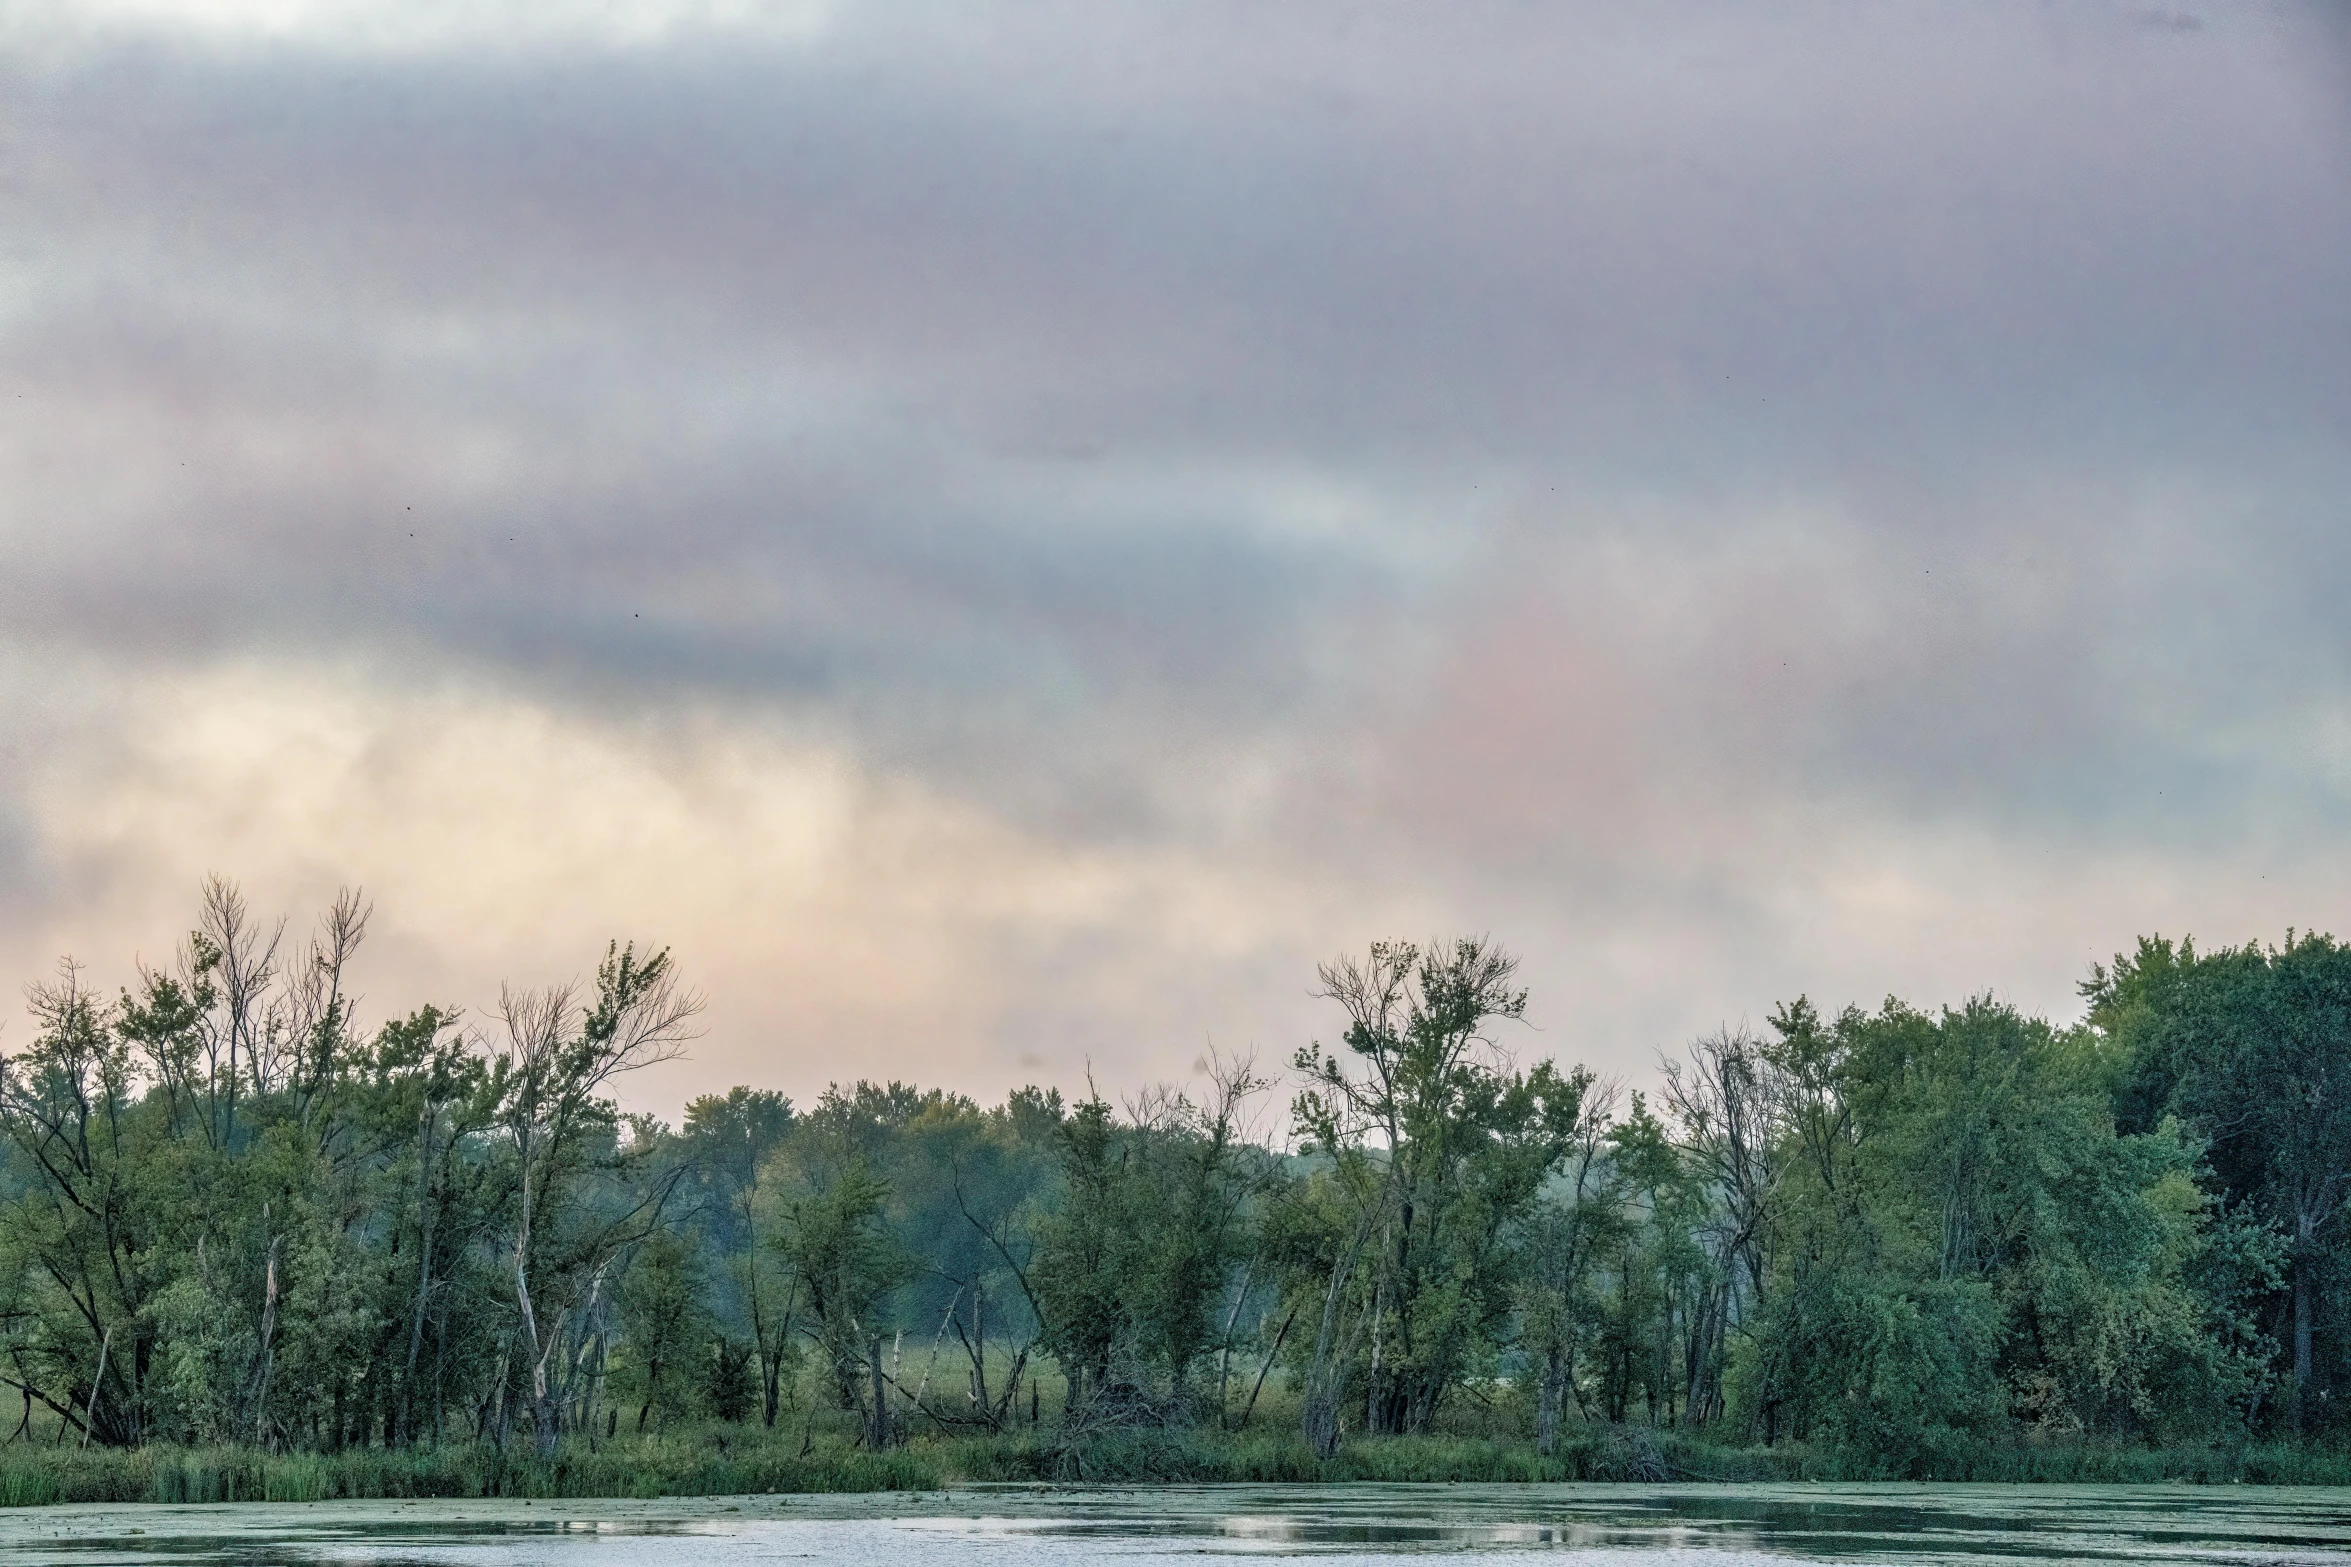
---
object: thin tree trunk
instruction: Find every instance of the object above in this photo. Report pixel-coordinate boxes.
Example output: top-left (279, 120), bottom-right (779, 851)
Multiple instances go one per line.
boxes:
top-left (252, 1235), bottom-right (282, 1447)
top-left (744, 1192), bottom-right (784, 1428)
top-left (912, 1288), bottom-right (960, 1422)
top-left (1537, 1343), bottom-right (1564, 1457)
top-left (970, 1286), bottom-right (988, 1414)
top-left (401, 1108), bottom-right (438, 1445)
top-left (1241, 1308), bottom-right (1297, 1430)
top-left (1215, 1259), bottom-right (1256, 1428)
top-left (865, 1337), bottom-right (891, 1448)
top-left (78, 1334), bottom-right (112, 1456)
top-left (2294, 1236), bottom-right (2316, 1430)
top-left (79, 1326), bottom-right (112, 1450)
top-left (513, 1158), bottom-right (562, 1458)
top-left (1302, 1202), bottom-right (1379, 1460)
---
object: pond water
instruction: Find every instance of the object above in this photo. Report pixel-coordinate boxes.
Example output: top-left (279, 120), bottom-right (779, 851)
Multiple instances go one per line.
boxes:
top-left (1, 1483), bottom-right (2346, 1565)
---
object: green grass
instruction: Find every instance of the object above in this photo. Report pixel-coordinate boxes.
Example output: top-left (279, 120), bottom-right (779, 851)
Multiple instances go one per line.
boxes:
top-left (0, 1423), bottom-right (2345, 1504)
top-left (0, 1434), bottom-right (942, 1505)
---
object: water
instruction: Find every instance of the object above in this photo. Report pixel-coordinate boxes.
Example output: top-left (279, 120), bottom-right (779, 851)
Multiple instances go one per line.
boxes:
top-left (2, 1483), bottom-right (2346, 1565)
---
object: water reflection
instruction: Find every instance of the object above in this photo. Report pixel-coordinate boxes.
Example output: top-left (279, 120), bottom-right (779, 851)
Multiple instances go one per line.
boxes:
top-left (1, 1482), bottom-right (2346, 1565)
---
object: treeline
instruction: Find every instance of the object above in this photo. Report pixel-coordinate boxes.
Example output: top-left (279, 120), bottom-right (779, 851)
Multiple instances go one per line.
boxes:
top-left (1, 880), bottom-right (2347, 1475)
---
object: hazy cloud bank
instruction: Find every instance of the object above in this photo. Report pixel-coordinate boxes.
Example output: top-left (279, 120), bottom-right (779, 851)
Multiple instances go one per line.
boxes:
top-left (2, 1), bottom-right (2346, 1107)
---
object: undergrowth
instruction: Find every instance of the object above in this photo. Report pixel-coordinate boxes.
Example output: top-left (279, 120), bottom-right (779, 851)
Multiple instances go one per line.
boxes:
top-left (0, 1426), bottom-right (2345, 1505)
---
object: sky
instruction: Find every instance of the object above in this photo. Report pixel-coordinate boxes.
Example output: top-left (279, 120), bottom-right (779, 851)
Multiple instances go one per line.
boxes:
top-left (2, 0), bottom-right (2347, 1117)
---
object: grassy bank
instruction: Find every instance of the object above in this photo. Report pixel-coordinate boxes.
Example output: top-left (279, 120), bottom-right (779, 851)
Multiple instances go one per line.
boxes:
top-left (1, 1423), bottom-right (2348, 1504)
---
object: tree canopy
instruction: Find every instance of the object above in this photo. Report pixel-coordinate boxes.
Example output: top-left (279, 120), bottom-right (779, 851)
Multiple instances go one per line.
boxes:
top-left (0, 885), bottom-right (2340, 1471)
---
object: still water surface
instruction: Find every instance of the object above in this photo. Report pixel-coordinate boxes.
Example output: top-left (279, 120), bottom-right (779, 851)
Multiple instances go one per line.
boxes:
top-left (1, 1483), bottom-right (2346, 1565)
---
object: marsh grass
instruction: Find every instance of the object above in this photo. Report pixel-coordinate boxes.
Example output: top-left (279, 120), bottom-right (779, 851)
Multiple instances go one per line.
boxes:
top-left (0, 1424), bottom-right (2343, 1504)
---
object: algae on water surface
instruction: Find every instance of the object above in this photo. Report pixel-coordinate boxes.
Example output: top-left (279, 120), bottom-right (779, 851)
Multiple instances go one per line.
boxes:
top-left (0, 1483), bottom-right (2347, 1564)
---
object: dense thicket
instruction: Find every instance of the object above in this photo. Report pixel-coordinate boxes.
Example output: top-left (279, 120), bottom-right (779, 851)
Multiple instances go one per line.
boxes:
top-left (1, 883), bottom-right (2345, 1472)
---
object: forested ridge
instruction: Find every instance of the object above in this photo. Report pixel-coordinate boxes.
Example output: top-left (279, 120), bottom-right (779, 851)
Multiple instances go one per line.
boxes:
top-left (1, 878), bottom-right (2347, 1488)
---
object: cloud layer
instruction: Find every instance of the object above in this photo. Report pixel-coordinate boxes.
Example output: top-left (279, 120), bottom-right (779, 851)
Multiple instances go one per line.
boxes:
top-left (4, 1), bottom-right (2347, 1110)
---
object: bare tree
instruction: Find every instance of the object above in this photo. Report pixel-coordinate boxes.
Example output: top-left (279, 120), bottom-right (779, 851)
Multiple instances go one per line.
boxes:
top-left (196, 875), bottom-right (284, 1146)
top-left (496, 943), bottom-right (701, 1457)
top-left (281, 888), bottom-right (370, 1119)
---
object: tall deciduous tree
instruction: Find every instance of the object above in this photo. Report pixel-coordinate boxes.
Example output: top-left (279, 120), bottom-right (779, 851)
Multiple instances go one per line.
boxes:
top-left (2091, 933), bottom-right (2351, 1427)
top-left (492, 943), bottom-right (701, 1456)
top-left (1291, 938), bottom-right (1594, 1454)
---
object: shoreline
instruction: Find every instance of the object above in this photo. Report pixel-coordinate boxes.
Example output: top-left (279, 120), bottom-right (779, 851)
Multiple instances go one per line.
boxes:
top-left (1, 1427), bottom-right (2348, 1506)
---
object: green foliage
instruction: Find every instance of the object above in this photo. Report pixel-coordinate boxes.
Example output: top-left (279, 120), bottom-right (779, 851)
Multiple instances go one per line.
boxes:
top-left (617, 1229), bottom-right (709, 1429)
top-left (9, 1421), bottom-right (2351, 1501)
top-left (1723, 995), bottom-right (2246, 1469)
top-left (0, 884), bottom-right (2345, 1489)
top-left (2089, 931), bottom-right (2351, 1429)
top-left (703, 1338), bottom-right (756, 1423)
top-left (1288, 938), bottom-right (1598, 1455)
top-left (680, 1086), bottom-right (795, 1425)
top-left (1028, 1065), bottom-right (1272, 1421)
top-left (770, 1159), bottom-right (906, 1400)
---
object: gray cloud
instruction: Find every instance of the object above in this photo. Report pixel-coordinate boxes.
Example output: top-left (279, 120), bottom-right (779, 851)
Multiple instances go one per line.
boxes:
top-left (1, 0), bottom-right (2347, 1102)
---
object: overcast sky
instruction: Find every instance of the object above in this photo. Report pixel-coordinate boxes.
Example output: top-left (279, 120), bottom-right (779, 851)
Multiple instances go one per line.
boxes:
top-left (2, 0), bottom-right (2346, 1115)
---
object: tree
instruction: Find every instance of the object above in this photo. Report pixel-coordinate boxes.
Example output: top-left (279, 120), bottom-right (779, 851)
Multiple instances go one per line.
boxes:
top-left (1027, 1059), bottom-right (1274, 1426)
top-left (493, 943), bottom-right (701, 1456)
top-left (1290, 938), bottom-right (1594, 1453)
top-left (4, 885), bottom-right (2344, 1471)
top-left (1660, 1027), bottom-right (1778, 1427)
top-left (618, 1228), bottom-right (708, 1431)
top-left (342, 1003), bottom-right (498, 1446)
top-left (1, 961), bottom-right (152, 1445)
top-left (2090, 932), bottom-right (2351, 1428)
top-left (682, 1087), bottom-right (795, 1425)
top-left (1735, 994), bottom-right (2227, 1467)
top-left (1512, 1074), bottom-right (1619, 1453)
top-left (767, 1128), bottom-right (911, 1448)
